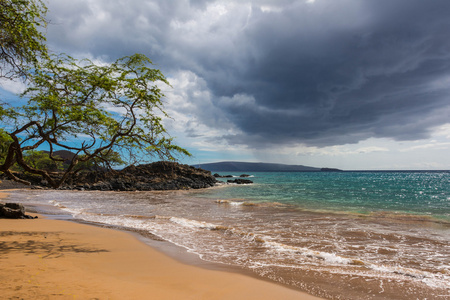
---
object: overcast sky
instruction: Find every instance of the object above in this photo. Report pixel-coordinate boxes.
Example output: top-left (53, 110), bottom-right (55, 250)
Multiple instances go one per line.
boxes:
top-left (3, 0), bottom-right (450, 170)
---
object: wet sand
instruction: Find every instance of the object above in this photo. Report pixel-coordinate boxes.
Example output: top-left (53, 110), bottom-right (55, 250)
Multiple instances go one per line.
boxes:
top-left (0, 190), bottom-right (322, 299)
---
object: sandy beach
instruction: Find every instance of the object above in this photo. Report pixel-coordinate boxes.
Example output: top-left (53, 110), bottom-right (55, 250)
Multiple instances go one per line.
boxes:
top-left (0, 190), bottom-right (322, 300)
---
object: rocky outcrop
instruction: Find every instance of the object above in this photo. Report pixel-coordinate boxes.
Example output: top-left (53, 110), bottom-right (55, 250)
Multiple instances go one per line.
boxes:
top-left (4, 161), bottom-right (257, 191)
top-left (61, 161), bottom-right (218, 191)
top-left (0, 203), bottom-right (37, 219)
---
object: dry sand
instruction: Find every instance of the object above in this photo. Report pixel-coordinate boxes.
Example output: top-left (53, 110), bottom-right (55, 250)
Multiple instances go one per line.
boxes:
top-left (0, 191), bottom-right (322, 299)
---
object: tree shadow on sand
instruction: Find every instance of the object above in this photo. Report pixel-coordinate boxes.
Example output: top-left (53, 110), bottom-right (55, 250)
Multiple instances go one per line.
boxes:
top-left (0, 231), bottom-right (109, 258)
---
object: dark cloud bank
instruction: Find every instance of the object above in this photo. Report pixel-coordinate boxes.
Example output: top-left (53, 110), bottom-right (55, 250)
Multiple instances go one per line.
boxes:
top-left (47, 0), bottom-right (450, 148)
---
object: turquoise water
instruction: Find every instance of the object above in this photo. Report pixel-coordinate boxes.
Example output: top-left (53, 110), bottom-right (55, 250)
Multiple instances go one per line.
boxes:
top-left (202, 171), bottom-right (450, 221)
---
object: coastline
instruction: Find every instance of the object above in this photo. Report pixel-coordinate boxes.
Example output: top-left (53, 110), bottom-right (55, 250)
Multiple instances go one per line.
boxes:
top-left (0, 190), bottom-right (323, 299)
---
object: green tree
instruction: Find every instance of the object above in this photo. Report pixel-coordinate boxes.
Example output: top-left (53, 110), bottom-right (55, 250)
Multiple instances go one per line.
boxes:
top-left (77, 149), bottom-right (125, 171)
top-left (0, 128), bottom-right (12, 165)
top-left (0, 1), bottom-right (190, 187)
top-left (0, 0), bottom-right (48, 80)
top-left (0, 54), bottom-right (190, 187)
top-left (22, 150), bottom-right (63, 171)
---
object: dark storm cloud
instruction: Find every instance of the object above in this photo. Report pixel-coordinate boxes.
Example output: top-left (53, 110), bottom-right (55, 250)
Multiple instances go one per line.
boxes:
top-left (46, 0), bottom-right (450, 147)
top-left (217, 0), bottom-right (450, 147)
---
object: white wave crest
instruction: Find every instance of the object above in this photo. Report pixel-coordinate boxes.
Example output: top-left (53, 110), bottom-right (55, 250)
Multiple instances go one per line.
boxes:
top-left (264, 240), bottom-right (353, 265)
top-left (169, 217), bottom-right (220, 230)
top-left (216, 199), bottom-right (243, 206)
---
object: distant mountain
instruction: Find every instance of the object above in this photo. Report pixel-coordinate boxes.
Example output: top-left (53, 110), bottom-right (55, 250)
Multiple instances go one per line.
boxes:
top-left (194, 161), bottom-right (322, 172)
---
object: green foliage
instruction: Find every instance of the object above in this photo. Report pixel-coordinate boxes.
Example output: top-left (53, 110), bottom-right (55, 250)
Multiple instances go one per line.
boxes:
top-left (1, 131), bottom-right (61, 172)
top-left (21, 53), bottom-right (190, 160)
top-left (77, 150), bottom-right (125, 171)
top-left (0, 0), bottom-right (48, 79)
top-left (1, 54), bottom-right (191, 187)
top-left (21, 150), bottom-right (63, 171)
top-left (0, 128), bottom-right (12, 165)
top-left (0, 2), bottom-right (190, 188)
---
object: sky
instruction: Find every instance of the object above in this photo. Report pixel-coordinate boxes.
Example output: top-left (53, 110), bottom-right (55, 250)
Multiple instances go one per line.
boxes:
top-left (2, 0), bottom-right (450, 170)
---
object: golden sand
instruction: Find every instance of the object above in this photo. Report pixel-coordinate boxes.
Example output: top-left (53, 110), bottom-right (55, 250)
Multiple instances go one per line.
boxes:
top-left (0, 191), bottom-right (322, 299)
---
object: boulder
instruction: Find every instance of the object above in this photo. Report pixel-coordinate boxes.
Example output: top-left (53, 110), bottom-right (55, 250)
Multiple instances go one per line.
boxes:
top-left (214, 174), bottom-right (234, 178)
top-left (227, 179), bottom-right (253, 184)
top-left (0, 203), bottom-right (37, 219)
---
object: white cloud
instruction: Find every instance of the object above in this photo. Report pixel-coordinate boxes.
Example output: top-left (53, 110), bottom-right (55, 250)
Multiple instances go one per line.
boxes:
top-left (356, 146), bottom-right (389, 154)
top-left (291, 140), bottom-right (390, 157)
top-left (260, 5), bottom-right (284, 13)
top-left (399, 142), bottom-right (450, 152)
top-left (161, 69), bottom-right (243, 150)
top-left (435, 123), bottom-right (450, 139)
top-left (0, 78), bottom-right (27, 95)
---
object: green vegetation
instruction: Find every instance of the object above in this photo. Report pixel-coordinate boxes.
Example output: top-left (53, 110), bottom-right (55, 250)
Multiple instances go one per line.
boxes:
top-left (0, 128), bottom-right (12, 165)
top-left (0, 0), bottom-right (190, 188)
top-left (0, 0), bottom-right (48, 79)
top-left (21, 150), bottom-right (63, 171)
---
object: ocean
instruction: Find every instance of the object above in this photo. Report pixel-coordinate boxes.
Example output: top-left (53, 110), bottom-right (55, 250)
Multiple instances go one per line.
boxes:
top-left (6, 171), bottom-right (450, 299)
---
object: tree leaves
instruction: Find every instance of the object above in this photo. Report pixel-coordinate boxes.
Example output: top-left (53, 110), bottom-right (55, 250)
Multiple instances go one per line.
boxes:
top-left (1, 54), bottom-right (190, 187)
top-left (0, 0), bottom-right (48, 79)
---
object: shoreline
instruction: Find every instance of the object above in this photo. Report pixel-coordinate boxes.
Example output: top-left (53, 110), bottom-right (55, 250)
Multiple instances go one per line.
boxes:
top-left (0, 190), bottom-right (323, 299)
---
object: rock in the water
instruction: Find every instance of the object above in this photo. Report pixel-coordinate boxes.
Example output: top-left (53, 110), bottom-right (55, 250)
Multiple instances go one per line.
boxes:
top-left (214, 174), bottom-right (234, 178)
top-left (227, 179), bottom-right (253, 184)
